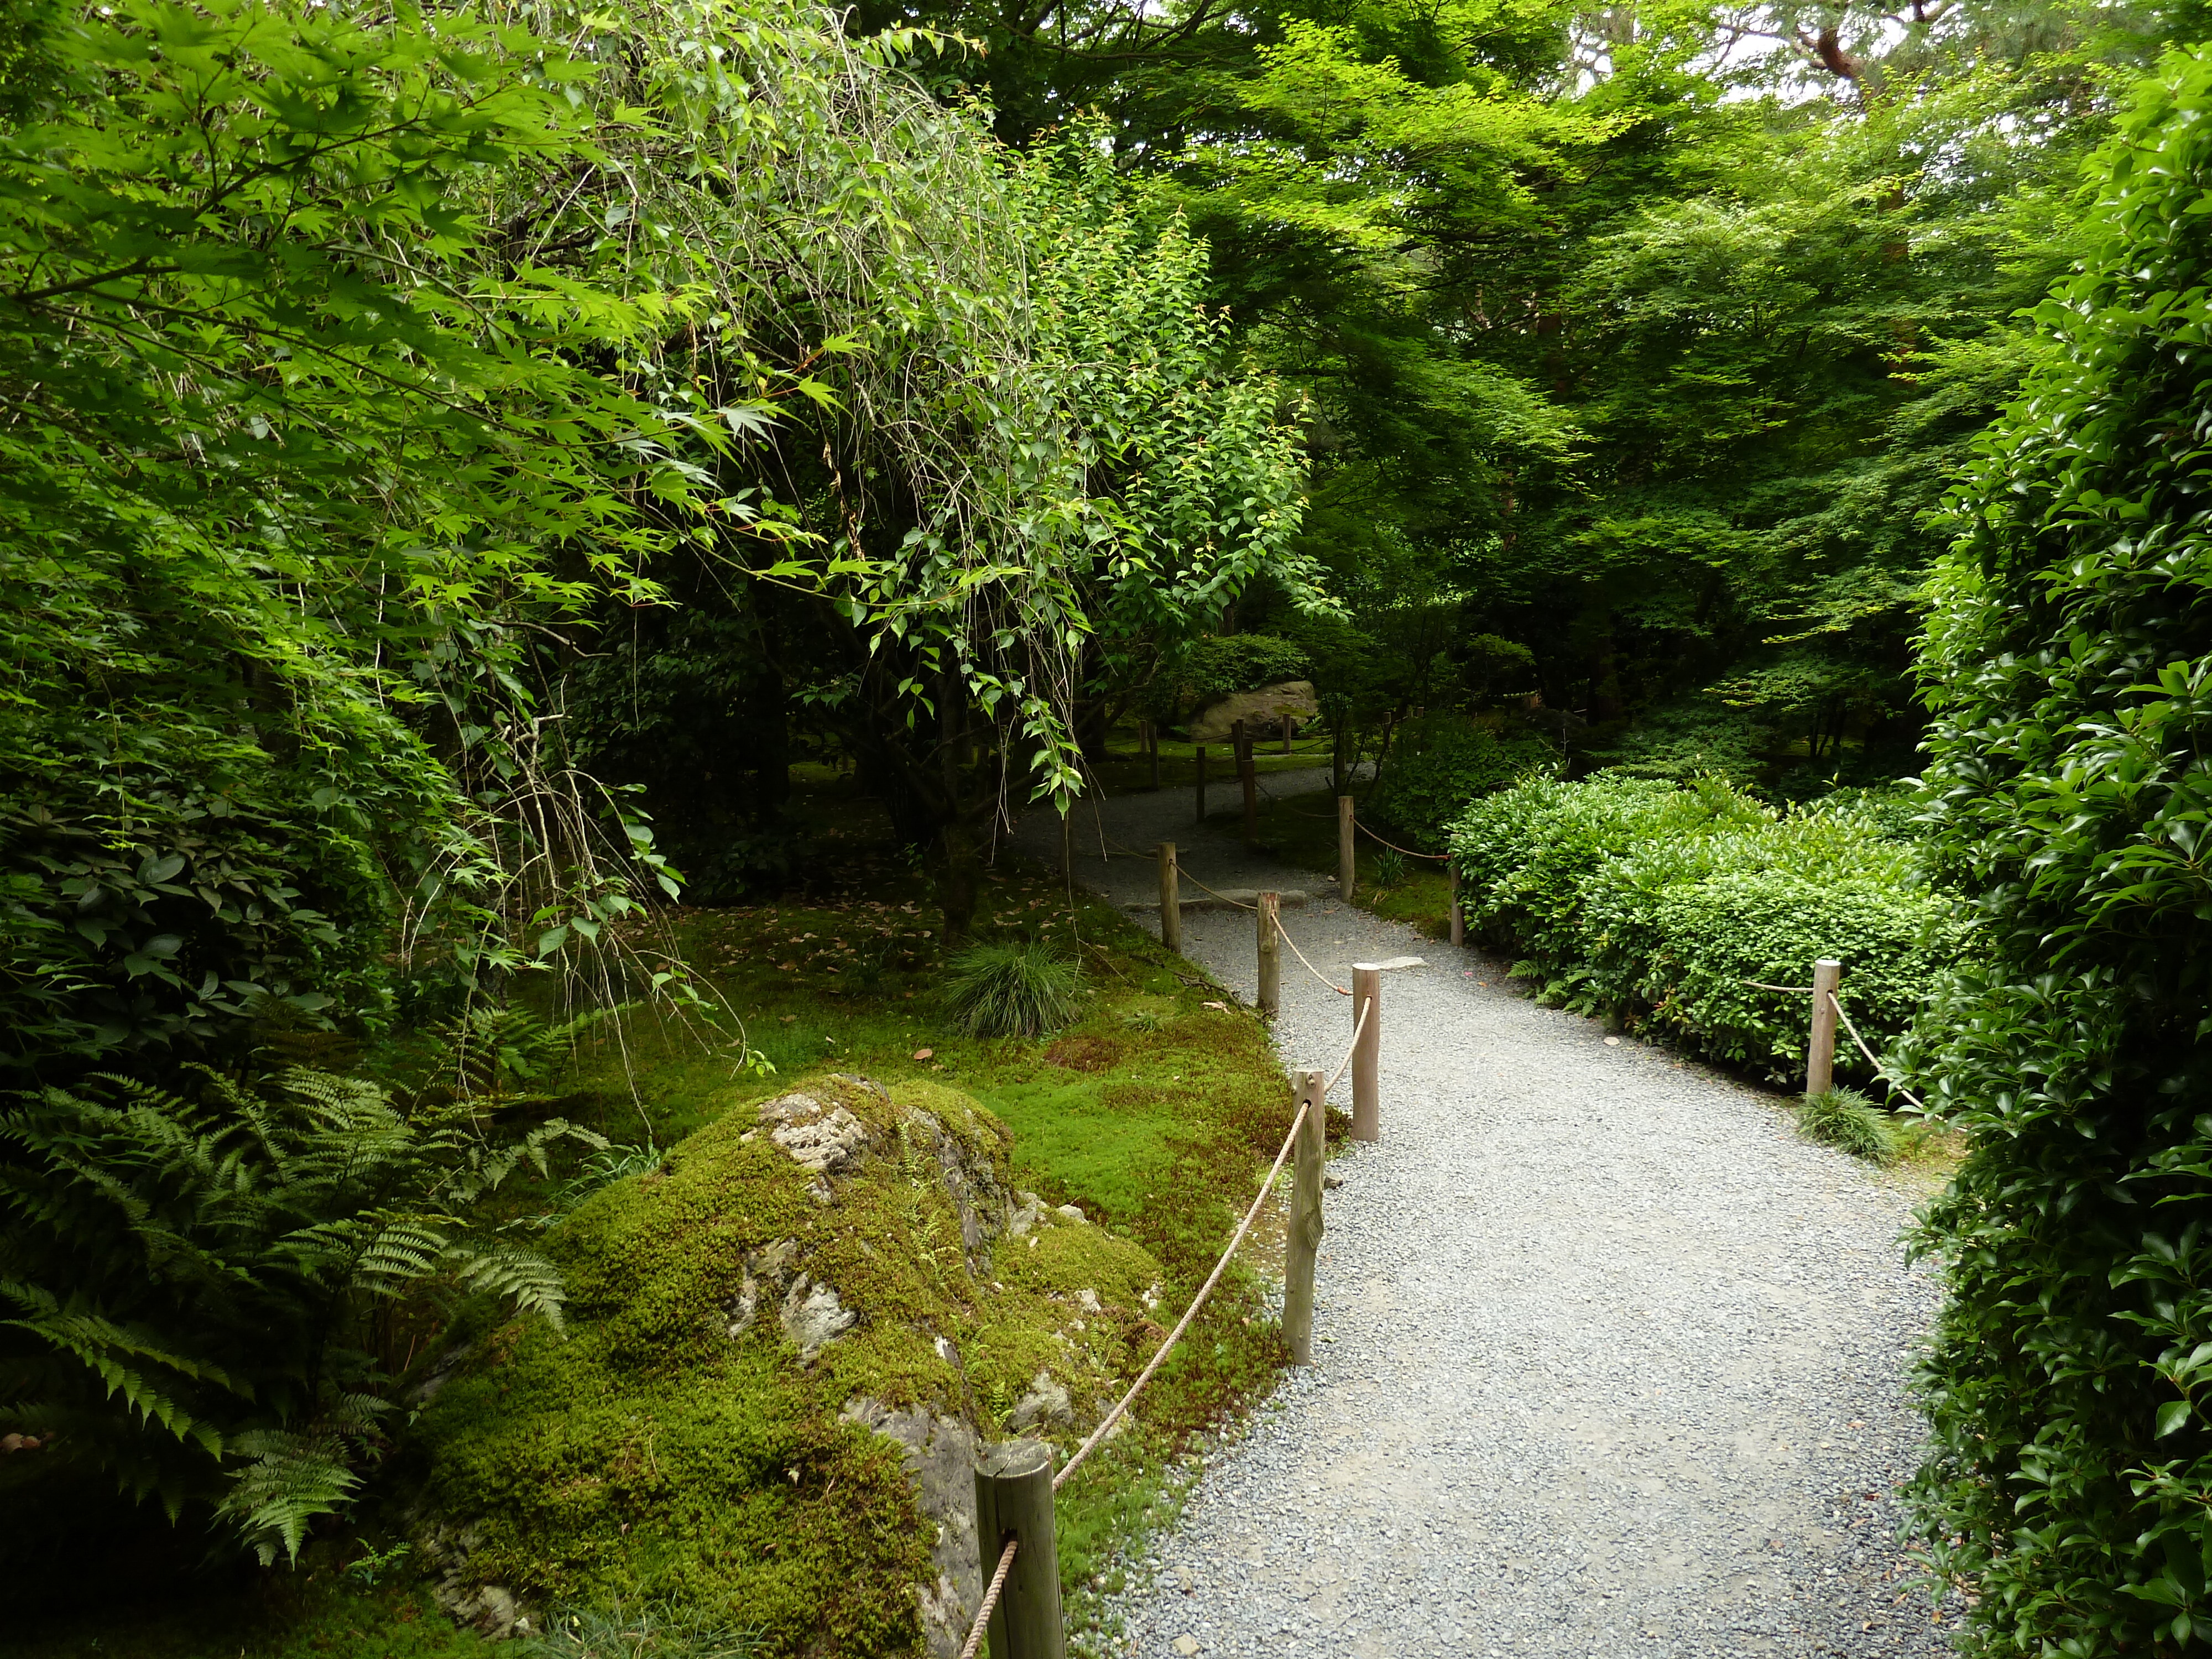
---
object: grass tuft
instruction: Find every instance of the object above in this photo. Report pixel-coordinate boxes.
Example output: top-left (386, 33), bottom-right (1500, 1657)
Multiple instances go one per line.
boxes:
top-left (942, 940), bottom-right (1081, 1037)
top-left (1796, 1086), bottom-right (1901, 1164)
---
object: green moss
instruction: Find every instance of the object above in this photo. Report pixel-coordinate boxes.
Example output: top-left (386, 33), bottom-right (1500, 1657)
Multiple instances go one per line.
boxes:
top-left (409, 1068), bottom-right (1194, 1657)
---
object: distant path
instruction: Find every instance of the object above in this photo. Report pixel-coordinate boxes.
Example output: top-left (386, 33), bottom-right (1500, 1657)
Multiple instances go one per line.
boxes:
top-left (1013, 773), bottom-right (1955, 1658)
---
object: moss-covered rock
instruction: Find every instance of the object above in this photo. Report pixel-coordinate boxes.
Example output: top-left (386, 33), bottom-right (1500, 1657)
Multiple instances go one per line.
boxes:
top-left (409, 1071), bottom-right (1167, 1658)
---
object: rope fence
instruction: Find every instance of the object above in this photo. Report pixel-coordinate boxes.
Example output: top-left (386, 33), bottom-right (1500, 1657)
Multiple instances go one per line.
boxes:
top-left (1276, 915), bottom-right (1352, 996)
top-left (1353, 817), bottom-right (1449, 862)
top-left (957, 938), bottom-right (1394, 1654)
top-left (1829, 990), bottom-right (1928, 1113)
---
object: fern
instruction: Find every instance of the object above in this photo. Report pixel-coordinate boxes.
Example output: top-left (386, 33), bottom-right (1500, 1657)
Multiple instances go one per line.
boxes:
top-left (1, 1063), bottom-right (591, 1559)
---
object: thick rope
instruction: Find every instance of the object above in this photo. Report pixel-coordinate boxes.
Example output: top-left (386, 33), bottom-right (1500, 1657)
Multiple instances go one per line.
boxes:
top-left (1324, 995), bottom-right (1374, 1095)
top-left (1743, 979), bottom-right (1815, 994)
top-left (1827, 990), bottom-right (1928, 1113)
top-left (1353, 817), bottom-right (1449, 862)
top-left (1056, 1094), bottom-right (1313, 1490)
top-left (958, 1537), bottom-right (1019, 1659)
top-left (1176, 867), bottom-right (1259, 910)
top-left (1275, 912), bottom-right (1351, 996)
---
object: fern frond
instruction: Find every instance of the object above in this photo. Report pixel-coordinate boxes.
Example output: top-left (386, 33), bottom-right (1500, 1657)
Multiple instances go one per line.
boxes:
top-left (446, 1238), bottom-right (568, 1332)
top-left (217, 1428), bottom-right (362, 1565)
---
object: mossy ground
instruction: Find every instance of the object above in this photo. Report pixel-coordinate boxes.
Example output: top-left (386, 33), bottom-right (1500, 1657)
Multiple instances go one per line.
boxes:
top-left (15, 796), bottom-right (1310, 1659)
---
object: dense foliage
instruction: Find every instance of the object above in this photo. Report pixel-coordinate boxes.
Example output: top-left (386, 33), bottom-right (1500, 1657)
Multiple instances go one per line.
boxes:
top-left (1451, 773), bottom-right (1955, 1083)
top-left (1365, 713), bottom-right (1556, 848)
top-left (0, 1065), bottom-right (596, 1562)
top-left (1900, 50), bottom-right (2212, 1652)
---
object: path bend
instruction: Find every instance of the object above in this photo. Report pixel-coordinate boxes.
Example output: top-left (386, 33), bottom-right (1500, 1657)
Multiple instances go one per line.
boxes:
top-left (1016, 770), bottom-right (1955, 1659)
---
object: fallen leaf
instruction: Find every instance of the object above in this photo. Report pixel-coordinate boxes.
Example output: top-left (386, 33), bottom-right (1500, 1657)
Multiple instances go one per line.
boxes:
top-left (1201, 999), bottom-right (1229, 1011)
top-left (912, 1047), bottom-right (933, 1060)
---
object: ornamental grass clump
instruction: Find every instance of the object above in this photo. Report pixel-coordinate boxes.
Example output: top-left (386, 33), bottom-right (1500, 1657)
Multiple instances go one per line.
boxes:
top-left (1794, 1087), bottom-right (1898, 1165)
top-left (941, 941), bottom-right (1081, 1037)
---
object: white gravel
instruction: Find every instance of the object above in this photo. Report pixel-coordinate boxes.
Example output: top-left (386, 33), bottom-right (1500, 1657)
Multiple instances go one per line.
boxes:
top-left (1015, 770), bottom-right (1958, 1658)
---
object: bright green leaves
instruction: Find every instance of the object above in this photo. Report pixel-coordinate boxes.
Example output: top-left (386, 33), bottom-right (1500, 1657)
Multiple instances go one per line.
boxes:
top-left (1901, 46), bottom-right (2212, 1658)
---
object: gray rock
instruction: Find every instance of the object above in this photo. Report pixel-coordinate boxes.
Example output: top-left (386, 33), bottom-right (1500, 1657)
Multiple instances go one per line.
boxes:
top-left (758, 1091), bottom-right (871, 1175)
top-left (1009, 1368), bottom-right (1073, 1432)
top-left (1187, 681), bottom-right (1319, 744)
top-left (841, 1399), bottom-right (983, 1659)
top-left (780, 1274), bottom-right (857, 1361)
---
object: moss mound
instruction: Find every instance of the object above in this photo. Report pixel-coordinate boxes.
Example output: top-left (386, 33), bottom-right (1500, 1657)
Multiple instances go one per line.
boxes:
top-left (408, 1071), bottom-right (1165, 1657)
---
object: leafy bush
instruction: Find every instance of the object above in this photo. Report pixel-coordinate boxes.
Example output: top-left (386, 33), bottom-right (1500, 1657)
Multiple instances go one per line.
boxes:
top-left (1795, 1087), bottom-right (1899, 1164)
top-left (1369, 848), bottom-right (1408, 889)
top-left (1896, 53), bottom-right (2212, 1652)
top-left (0, 1065), bottom-right (598, 1562)
top-left (1366, 714), bottom-right (1556, 849)
top-left (1450, 773), bottom-right (1957, 1083)
top-left (1148, 634), bottom-right (1309, 724)
top-left (941, 942), bottom-right (1081, 1037)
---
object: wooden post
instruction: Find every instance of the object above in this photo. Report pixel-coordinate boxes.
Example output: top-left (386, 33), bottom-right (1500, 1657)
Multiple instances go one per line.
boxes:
top-left (1448, 862), bottom-right (1464, 948)
top-left (1806, 958), bottom-right (1843, 1098)
top-left (1256, 892), bottom-right (1281, 1019)
top-left (1282, 716), bottom-right (1294, 755)
top-left (1146, 720), bottom-right (1160, 792)
top-left (1156, 841), bottom-right (1181, 956)
top-left (1337, 795), bottom-right (1356, 899)
top-left (1350, 963), bottom-right (1381, 1141)
top-left (1194, 745), bottom-right (1208, 824)
top-left (1235, 720), bottom-right (1258, 847)
top-left (1283, 1068), bottom-right (1325, 1365)
top-left (973, 1440), bottom-right (1063, 1659)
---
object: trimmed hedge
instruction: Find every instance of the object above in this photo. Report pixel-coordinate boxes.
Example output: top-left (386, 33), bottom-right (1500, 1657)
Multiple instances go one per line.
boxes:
top-left (1448, 773), bottom-right (1959, 1084)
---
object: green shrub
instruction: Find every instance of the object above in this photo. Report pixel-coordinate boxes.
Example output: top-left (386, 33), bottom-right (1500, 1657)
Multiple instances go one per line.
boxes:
top-left (941, 941), bottom-right (1081, 1037)
top-left (1147, 634), bottom-right (1308, 723)
top-left (1450, 773), bottom-right (1956, 1084)
top-left (1794, 1086), bottom-right (1899, 1164)
top-left (0, 1066), bottom-right (598, 1562)
top-left (1366, 713), bottom-right (1555, 848)
top-left (1896, 53), bottom-right (2212, 1652)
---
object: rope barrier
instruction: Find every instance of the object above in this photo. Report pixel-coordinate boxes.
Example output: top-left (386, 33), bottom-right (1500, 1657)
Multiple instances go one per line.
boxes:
top-left (957, 1537), bottom-right (1019, 1659)
top-left (1323, 995), bottom-right (1373, 1095)
top-left (1827, 990), bottom-right (1928, 1113)
top-left (1353, 818), bottom-right (1449, 862)
top-left (1743, 979), bottom-right (1815, 994)
top-left (1055, 1092), bottom-right (1314, 1490)
top-left (1176, 867), bottom-right (1259, 910)
top-left (1275, 913), bottom-right (1351, 996)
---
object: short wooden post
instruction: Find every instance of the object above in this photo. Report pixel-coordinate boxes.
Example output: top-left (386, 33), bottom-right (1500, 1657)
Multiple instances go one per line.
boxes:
top-left (1282, 716), bottom-right (1294, 755)
top-left (1337, 795), bottom-right (1356, 898)
top-left (1146, 720), bottom-right (1160, 791)
top-left (1283, 1068), bottom-right (1325, 1365)
top-left (1194, 745), bottom-right (1208, 824)
top-left (1256, 891), bottom-right (1280, 1019)
top-left (1350, 963), bottom-right (1381, 1141)
top-left (1806, 958), bottom-right (1843, 1098)
top-left (973, 1440), bottom-right (1063, 1659)
top-left (1234, 720), bottom-right (1258, 847)
top-left (1448, 862), bottom-right (1464, 948)
top-left (1156, 841), bottom-right (1181, 956)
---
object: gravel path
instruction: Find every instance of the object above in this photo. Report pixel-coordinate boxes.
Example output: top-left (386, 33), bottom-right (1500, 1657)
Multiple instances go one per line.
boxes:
top-left (1014, 771), bottom-right (1957, 1658)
